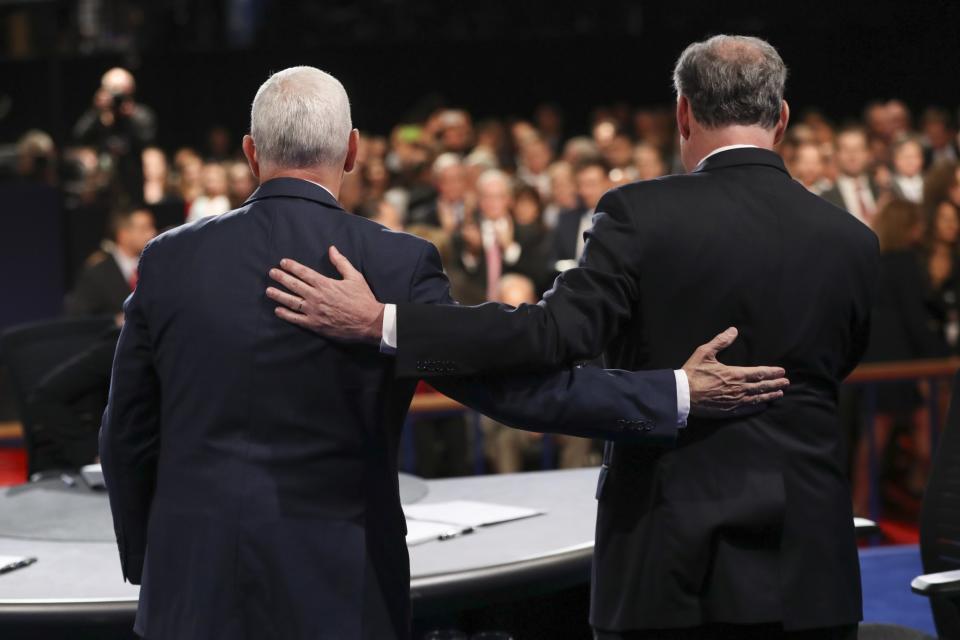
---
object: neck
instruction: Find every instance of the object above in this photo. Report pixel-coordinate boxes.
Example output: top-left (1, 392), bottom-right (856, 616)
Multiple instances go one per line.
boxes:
top-left (259, 166), bottom-right (342, 199)
top-left (684, 125), bottom-right (775, 172)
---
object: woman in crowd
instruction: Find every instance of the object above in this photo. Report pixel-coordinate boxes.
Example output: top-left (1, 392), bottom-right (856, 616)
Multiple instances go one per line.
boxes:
top-left (855, 199), bottom-right (947, 515)
top-left (925, 198), bottom-right (960, 352)
top-left (510, 184), bottom-right (557, 296)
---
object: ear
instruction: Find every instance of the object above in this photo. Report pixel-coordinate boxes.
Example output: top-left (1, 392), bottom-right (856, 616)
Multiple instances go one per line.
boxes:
top-left (677, 95), bottom-right (692, 140)
top-left (344, 129), bottom-right (360, 174)
top-left (773, 100), bottom-right (791, 146)
top-left (242, 135), bottom-right (260, 179)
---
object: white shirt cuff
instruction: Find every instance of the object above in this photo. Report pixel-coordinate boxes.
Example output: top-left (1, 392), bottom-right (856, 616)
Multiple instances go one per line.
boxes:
top-left (380, 303), bottom-right (398, 354)
top-left (674, 369), bottom-right (690, 427)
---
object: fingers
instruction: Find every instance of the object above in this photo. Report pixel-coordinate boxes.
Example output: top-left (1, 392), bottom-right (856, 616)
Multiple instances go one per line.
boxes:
top-left (278, 258), bottom-right (323, 287)
top-left (741, 366), bottom-right (787, 382)
top-left (269, 267), bottom-right (313, 298)
top-left (275, 306), bottom-right (314, 329)
top-left (329, 246), bottom-right (362, 281)
top-left (751, 390), bottom-right (784, 405)
top-left (699, 327), bottom-right (738, 358)
top-left (265, 286), bottom-right (303, 312)
top-left (743, 377), bottom-right (790, 396)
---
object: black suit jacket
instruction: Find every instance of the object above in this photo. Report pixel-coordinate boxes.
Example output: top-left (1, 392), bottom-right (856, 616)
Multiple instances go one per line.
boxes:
top-left (99, 178), bottom-right (680, 640)
top-left (392, 149), bottom-right (880, 631)
top-left (65, 253), bottom-right (131, 317)
top-left (553, 206), bottom-right (588, 263)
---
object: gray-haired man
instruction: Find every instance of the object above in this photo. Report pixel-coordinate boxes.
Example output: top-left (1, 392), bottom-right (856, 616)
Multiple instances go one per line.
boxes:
top-left (270, 37), bottom-right (879, 639)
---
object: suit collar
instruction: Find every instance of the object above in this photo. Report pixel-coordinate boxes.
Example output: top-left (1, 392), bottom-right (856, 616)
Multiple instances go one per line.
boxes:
top-left (243, 177), bottom-right (343, 211)
top-left (693, 146), bottom-right (789, 176)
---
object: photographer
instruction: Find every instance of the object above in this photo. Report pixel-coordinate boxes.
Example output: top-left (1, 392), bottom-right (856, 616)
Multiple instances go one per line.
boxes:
top-left (73, 67), bottom-right (156, 203)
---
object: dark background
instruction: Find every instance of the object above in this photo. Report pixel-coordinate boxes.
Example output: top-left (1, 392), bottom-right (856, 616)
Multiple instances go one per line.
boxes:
top-left (1, 0), bottom-right (959, 149)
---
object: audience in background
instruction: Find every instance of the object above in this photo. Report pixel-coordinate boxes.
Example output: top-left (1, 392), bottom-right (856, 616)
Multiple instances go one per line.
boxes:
top-left (855, 200), bottom-right (946, 514)
top-left (65, 207), bottom-right (156, 316)
top-left (823, 126), bottom-right (881, 226)
top-left (480, 274), bottom-right (595, 473)
top-left (9, 77), bottom-right (960, 482)
top-left (73, 67), bottom-right (156, 203)
top-left (890, 136), bottom-right (926, 203)
top-left (926, 199), bottom-right (960, 353)
top-left (186, 162), bottom-right (231, 221)
top-left (553, 159), bottom-right (611, 272)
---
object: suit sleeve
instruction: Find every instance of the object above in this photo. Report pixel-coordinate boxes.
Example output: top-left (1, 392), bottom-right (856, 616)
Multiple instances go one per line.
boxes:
top-left (99, 245), bottom-right (161, 585)
top-left (396, 188), bottom-right (642, 378)
top-left (406, 241), bottom-right (679, 444)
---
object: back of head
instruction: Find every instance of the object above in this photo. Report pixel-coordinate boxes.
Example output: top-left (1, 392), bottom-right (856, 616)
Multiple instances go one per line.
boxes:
top-left (673, 35), bottom-right (787, 130)
top-left (250, 66), bottom-right (352, 171)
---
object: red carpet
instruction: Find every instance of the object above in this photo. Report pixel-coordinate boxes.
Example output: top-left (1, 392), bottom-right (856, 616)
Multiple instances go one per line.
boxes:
top-left (0, 447), bottom-right (27, 487)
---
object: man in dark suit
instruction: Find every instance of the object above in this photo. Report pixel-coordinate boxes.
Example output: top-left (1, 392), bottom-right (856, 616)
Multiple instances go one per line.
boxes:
top-left (270, 37), bottom-right (879, 639)
top-left (66, 207), bottom-right (156, 316)
top-left (821, 126), bottom-right (881, 228)
top-left (552, 159), bottom-right (611, 271)
top-left (101, 66), bottom-right (786, 640)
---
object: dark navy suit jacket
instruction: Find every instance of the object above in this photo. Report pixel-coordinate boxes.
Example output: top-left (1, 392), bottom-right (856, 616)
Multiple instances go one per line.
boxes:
top-left (99, 177), bottom-right (678, 640)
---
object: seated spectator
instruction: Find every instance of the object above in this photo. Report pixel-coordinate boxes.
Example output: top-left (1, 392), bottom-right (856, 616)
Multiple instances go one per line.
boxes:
top-left (822, 126), bottom-right (880, 227)
top-left (633, 142), bottom-right (668, 181)
top-left (454, 169), bottom-right (519, 304)
top-left (510, 185), bottom-right (557, 295)
top-left (889, 135), bottom-right (925, 203)
top-left (142, 147), bottom-right (172, 205)
top-left (173, 147), bottom-right (203, 207)
top-left (561, 135), bottom-right (600, 166)
top-left (480, 274), bottom-right (595, 473)
top-left (791, 141), bottom-right (831, 194)
top-left (553, 158), bottom-right (611, 271)
top-left (407, 153), bottom-right (471, 232)
top-left (543, 161), bottom-right (577, 228)
top-left (227, 160), bottom-right (256, 209)
top-left (602, 132), bottom-right (634, 172)
top-left (921, 107), bottom-right (959, 166)
top-left (66, 206), bottom-right (156, 316)
top-left (186, 162), bottom-right (231, 221)
top-left (926, 199), bottom-right (960, 352)
top-left (142, 146), bottom-right (188, 231)
top-left (358, 197), bottom-right (403, 231)
top-left (516, 135), bottom-right (553, 200)
top-left (855, 200), bottom-right (947, 514)
top-left (923, 160), bottom-right (960, 214)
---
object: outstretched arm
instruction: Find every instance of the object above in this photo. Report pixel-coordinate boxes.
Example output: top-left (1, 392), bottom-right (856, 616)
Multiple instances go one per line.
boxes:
top-left (267, 242), bottom-right (789, 424)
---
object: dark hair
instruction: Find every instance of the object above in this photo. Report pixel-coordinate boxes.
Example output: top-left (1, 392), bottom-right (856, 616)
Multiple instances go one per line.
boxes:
top-left (108, 206), bottom-right (152, 239)
top-left (874, 199), bottom-right (922, 253)
top-left (673, 35), bottom-right (787, 129)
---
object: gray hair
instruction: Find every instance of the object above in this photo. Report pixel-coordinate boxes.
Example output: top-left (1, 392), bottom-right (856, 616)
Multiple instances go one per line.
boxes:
top-left (250, 66), bottom-right (352, 169)
top-left (673, 35), bottom-right (787, 129)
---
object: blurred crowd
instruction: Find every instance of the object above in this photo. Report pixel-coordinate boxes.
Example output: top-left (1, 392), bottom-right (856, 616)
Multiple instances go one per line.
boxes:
top-left (5, 67), bottom-right (960, 490)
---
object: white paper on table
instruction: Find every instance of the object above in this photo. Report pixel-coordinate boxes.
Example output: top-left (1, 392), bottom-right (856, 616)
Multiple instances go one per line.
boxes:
top-left (403, 500), bottom-right (544, 529)
top-left (404, 519), bottom-right (467, 546)
top-left (0, 556), bottom-right (32, 570)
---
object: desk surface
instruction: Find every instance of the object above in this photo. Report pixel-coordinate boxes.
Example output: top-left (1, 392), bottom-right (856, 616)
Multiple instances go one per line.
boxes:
top-left (0, 468), bottom-right (600, 614)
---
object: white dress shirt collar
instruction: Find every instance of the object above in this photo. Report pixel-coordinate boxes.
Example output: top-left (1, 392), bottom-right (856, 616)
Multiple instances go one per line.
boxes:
top-left (304, 179), bottom-right (338, 202)
top-left (694, 144), bottom-right (761, 171)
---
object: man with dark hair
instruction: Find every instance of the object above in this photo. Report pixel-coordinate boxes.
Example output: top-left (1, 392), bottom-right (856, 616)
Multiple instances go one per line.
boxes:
top-left (821, 126), bottom-right (880, 227)
top-left (271, 35), bottom-right (878, 639)
top-left (66, 207), bottom-right (156, 317)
